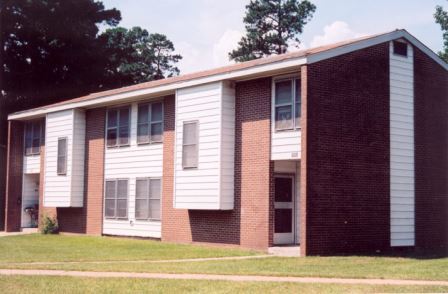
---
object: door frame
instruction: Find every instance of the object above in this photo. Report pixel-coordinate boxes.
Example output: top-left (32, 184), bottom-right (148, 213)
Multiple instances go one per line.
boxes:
top-left (273, 173), bottom-right (295, 245)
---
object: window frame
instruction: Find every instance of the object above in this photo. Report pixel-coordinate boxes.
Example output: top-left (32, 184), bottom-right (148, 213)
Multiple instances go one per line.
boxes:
top-left (393, 40), bottom-right (408, 57)
top-left (24, 120), bottom-right (43, 156)
top-left (104, 179), bottom-right (129, 220)
top-left (106, 106), bottom-right (131, 148)
top-left (273, 76), bottom-right (302, 132)
top-left (137, 101), bottom-right (164, 145)
top-left (56, 137), bottom-right (68, 175)
top-left (135, 177), bottom-right (162, 221)
top-left (182, 120), bottom-right (199, 169)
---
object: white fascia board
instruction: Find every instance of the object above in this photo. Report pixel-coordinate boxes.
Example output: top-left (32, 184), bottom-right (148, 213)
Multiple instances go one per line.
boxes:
top-left (8, 57), bottom-right (307, 120)
top-left (308, 30), bottom-right (448, 71)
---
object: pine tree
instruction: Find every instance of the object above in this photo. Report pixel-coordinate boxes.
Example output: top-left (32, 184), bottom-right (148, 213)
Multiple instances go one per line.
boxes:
top-left (435, 2), bottom-right (448, 63)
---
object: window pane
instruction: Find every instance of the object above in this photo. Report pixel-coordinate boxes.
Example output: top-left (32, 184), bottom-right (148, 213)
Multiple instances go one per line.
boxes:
top-left (107, 129), bottom-right (117, 147)
top-left (32, 122), bottom-right (40, 140)
top-left (149, 199), bottom-right (160, 219)
top-left (108, 110), bottom-right (118, 128)
top-left (105, 199), bottom-right (115, 218)
top-left (295, 103), bottom-right (301, 127)
top-left (182, 145), bottom-right (198, 168)
top-left (138, 105), bottom-right (149, 123)
top-left (275, 80), bottom-right (292, 105)
top-left (57, 138), bottom-right (67, 156)
top-left (119, 108), bottom-right (129, 126)
top-left (135, 199), bottom-right (148, 219)
top-left (150, 179), bottom-right (161, 199)
top-left (117, 180), bottom-right (128, 199)
top-left (32, 139), bottom-right (40, 154)
top-left (275, 105), bottom-right (293, 130)
top-left (151, 123), bottom-right (163, 142)
top-left (105, 181), bottom-right (116, 199)
top-left (151, 102), bottom-right (163, 122)
top-left (295, 80), bottom-right (301, 103)
top-left (25, 139), bottom-right (32, 155)
top-left (183, 122), bottom-right (197, 145)
top-left (25, 124), bottom-right (32, 140)
top-left (116, 199), bottom-right (127, 218)
top-left (118, 126), bottom-right (129, 145)
top-left (136, 179), bottom-right (148, 199)
top-left (137, 124), bottom-right (149, 144)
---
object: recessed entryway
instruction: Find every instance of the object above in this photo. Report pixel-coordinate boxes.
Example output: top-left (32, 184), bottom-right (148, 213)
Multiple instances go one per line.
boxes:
top-left (21, 173), bottom-right (40, 229)
top-left (274, 174), bottom-right (295, 245)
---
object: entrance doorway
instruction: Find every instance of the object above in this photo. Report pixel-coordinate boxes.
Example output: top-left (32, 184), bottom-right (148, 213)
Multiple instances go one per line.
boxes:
top-left (273, 175), bottom-right (295, 244)
top-left (21, 174), bottom-right (40, 228)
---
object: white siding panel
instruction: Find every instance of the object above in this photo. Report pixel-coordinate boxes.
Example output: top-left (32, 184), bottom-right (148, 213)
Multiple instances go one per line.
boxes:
top-left (174, 81), bottom-right (235, 210)
top-left (103, 102), bottom-right (163, 238)
top-left (389, 40), bottom-right (415, 247)
top-left (23, 155), bottom-right (40, 174)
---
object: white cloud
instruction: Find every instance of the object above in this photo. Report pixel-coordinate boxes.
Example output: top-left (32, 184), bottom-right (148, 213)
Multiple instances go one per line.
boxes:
top-left (212, 29), bottom-right (244, 67)
top-left (310, 21), bottom-right (367, 48)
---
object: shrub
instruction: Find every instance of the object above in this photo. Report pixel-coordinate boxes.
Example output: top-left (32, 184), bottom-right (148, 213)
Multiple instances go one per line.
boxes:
top-left (40, 214), bottom-right (59, 234)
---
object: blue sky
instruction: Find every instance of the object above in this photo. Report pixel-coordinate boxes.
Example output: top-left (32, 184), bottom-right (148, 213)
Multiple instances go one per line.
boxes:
top-left (102, 0), bottom-right (446, 73)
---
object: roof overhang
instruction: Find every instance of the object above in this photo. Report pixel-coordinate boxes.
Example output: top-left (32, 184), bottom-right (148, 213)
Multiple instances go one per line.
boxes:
top-left (8, 29), bottom-right (447, 121)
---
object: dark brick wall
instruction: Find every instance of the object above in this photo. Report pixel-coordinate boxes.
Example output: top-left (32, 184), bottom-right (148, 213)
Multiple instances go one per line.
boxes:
top-left (304, 43), bottom-right (391, 255)
top-left (162, 79), bottom-right (273, 250)
top-left (4, 120), bottom-right (24, 231)
top-left (57, 108), bottom-right (106, 234)
top-left (414, 48), bottom-right (448, 255)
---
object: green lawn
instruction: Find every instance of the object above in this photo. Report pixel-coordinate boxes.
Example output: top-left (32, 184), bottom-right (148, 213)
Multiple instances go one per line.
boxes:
top-left (1, 234), bottom-right (447, 282)
top-left (1, 276), bottom-right (448, 294)
top-left (0, 234), bottom-right (257, 263)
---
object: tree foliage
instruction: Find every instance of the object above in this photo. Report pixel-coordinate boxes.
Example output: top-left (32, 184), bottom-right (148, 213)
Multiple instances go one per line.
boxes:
top-left (229, 0), bottom-right (316, 62)
top-left (435, 2), bottom-right (448, 63)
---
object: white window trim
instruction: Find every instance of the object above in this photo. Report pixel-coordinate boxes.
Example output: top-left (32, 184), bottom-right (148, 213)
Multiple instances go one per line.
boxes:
top-left (106, 106), bottom-right (131, 148)
top-left (272, 75), bottom-right (301, 132)
top-left (56, 137), bottom-right (68, 175)
top-left (135, 177), bottom-right (162, 221)
top-left (104, 178), bottom-right (129, 220)
top-left (137, 101), bottom-right (164, 145)
top-left (182, 120), bottom-right (199, 169)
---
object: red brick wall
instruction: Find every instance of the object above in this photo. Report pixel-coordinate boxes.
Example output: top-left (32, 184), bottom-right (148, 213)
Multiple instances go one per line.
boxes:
top-left (4, 121), bottom-right (24, 231)
top-left (303, 43), bottom-right (390, 255)
top-left (414, 48), bottom-right (448, 255)
top-left (57, 108), bottom-right (105, 234)
top-left (162, 79), bottom-right (273, 250)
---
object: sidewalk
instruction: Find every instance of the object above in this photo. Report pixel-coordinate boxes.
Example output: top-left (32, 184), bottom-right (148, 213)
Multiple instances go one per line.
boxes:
top-left (1, 269), bottom-right (447, 286)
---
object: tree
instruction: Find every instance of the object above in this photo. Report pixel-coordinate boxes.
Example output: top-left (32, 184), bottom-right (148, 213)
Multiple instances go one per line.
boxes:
top-left (98, 27), bottom-right (182, 88)
top-left (1, 0), bottom-right (121, 112)
top-left (435, 2), bottom-right (448, 63)
top-left (229, 0), bottom-right (316, 62)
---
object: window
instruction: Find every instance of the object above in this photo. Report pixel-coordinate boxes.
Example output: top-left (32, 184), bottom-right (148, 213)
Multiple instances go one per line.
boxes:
top-left (182, 121), bottom-right (198, 168)
top-left (135, 178), bottom-right (161, 220)
top-left (393, 41), bottom-right (408, 57)
top-left (137, 102), bottom-right (163, 144)
top-left (24, 120), bottom-right (42, 155)
top-left (104, 179), bottom-right (128, 219)
top-left (57, 138), bottom-right (67, 175)
top-left (274, 78), bottom-right (301, 130)
top-left (107, 107), bottom-right (130, 147)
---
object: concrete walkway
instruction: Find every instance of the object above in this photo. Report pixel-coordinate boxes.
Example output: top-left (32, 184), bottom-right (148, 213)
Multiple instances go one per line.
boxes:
top-left (1, 269), bottom-right (447, 286)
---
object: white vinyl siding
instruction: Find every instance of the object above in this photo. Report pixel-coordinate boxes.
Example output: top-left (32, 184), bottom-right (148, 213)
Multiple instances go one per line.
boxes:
top-left (23, 155), bottom-right (40, 174)
top-left (43, 109), bottom-right (85, 207)
top-left (389, 40), bottom-right (415, 247)
top-left (271, 77), bottom-right (301, 160)
top-left (174, 81), bottom-right (235, 210)
top-left (103, 102), bottom-right (163, 238)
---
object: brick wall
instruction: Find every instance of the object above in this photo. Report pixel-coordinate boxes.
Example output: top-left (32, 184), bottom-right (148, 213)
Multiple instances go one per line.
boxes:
top-left (0, 146), bottom-right (6, 230)
top-left (414, 48), bottom-right (448, 255)
top-left (57, 108), bottom-right (105, 234)
top-left (303, 43), bottom-right (391, 255)
top-left (4, 121), bottom-right (24, 231)
top-left (162, 79), bottom-right (273, 250)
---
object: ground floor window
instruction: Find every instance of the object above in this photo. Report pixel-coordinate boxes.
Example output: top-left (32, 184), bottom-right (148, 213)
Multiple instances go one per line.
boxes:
top-left (104, 179), bottom-right (129, 219)
top-left (135, 178), bottom-right (161, 220)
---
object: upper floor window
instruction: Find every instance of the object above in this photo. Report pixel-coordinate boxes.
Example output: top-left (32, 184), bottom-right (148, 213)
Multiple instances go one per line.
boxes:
top-left (137, 102), bottom-right (163, 144)
top-left (57, 137), bottom-right (67, 175)
top-left (182, 121), bottom-right (199, 169)
top-left (104, 179), bottom-right (128, 219)
top-left (393, 41), bottom-right (408, 57)
top-left (107, 107), bottom-right (130, 147)
top-left (24, 120), bottom-right (43, 156)
top-left (274, 78), bottom-right (301, 131)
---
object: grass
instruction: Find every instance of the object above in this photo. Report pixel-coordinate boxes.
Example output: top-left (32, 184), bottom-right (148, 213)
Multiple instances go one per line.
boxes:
top-left (2, 276), bottom-right (448, 294)
top-left (0, 234), bottom-right (257, 263)
top-left (1, 234), bottom-right (447, 282)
